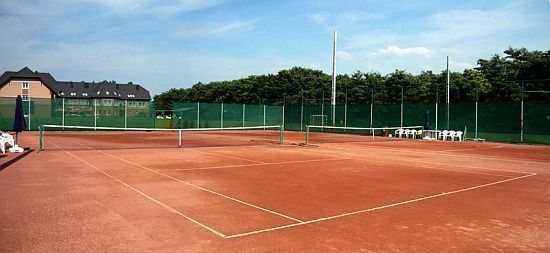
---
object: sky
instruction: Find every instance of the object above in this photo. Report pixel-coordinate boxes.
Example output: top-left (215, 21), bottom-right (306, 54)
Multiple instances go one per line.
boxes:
top-left (1, 0), bottom-right (549, 95)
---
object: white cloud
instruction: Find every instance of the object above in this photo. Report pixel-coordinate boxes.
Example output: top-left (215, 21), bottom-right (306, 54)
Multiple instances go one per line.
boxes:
top-left (210, 20), bottom-right (257, 34)
top-left (378, 45), bottom-right (431, 57)
top-left (338, 11), bottom-right (383, 23)
top-left (308, 12), bottom-right (330, 24)
top-left (336, 50), bottom-right (353, 60)
top-left (449, 60), bottom-right (473, 70)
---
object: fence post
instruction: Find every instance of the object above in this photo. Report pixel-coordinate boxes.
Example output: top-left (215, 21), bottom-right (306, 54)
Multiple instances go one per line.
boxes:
top-left (400, 86), bottom-right (404, 128)
top-left (221, 103), bottom-right (224, 129)
top-left (242, 104), bottom-right (245, 129)
top-left (263, 105), bottom-right (266, 130)
top-left (197, 102), bottom-right (200, 128)
top-left (124, 100), bottom-right (128, 129)
top-left (520, 81), bottom-right (524, 143)
top-left (475, 82), bottom-right (478, 140)
top-left (94, 98), bottom-right (97, 130)
top-left (300, 95), bottom-right (304, 131)
top-left (28, 97), bottom-right (31, 130)
top-left (62, 98), bottom-right (65, 129)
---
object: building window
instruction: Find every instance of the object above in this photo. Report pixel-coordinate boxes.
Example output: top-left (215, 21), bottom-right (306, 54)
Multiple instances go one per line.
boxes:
top-left (22, 95), bottom-right (29, 101)
top-left (22, 82), bottom-right (29, 89)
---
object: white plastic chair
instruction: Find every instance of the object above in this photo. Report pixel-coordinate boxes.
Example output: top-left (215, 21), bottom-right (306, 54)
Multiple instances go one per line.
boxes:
top-left (448, 130), bottom-right (456, 141)
top-left (396, 129), bottom-right (404, 138)
top-left (1, 131), bottom-right (15, 154)
top-left (403, 129), bottom-right (411, 138)
top-left (439, 130), bottom-right (449, 140)
top-left (410, 129), bottom-right (417, 139)
top-left (454, 131), bottom-right (463, 141)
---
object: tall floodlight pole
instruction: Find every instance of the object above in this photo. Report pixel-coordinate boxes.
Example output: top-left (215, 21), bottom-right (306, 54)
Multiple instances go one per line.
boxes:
top-left (446, 56), bottom-right (450, 130)
top-left (331, 30), bottom-right (337, 126)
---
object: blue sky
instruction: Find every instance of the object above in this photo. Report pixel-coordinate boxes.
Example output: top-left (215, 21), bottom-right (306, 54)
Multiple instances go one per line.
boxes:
top-left (1, 0), bottom-right (548, 95)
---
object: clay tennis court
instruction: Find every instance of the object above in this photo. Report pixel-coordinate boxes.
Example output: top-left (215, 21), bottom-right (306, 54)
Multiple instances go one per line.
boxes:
top-left (1, 130), bottom-right (549, 252)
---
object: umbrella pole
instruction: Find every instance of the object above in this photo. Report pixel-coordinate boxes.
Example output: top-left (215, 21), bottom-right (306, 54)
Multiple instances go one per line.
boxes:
top-left (15, 132), bottom-right (18, 146)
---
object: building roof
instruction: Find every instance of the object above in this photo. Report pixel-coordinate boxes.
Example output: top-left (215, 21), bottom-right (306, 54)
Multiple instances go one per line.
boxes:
top-left (55, 81), bottom-right (151, 100)
top-left (1, 67), bottom-right (151, 100)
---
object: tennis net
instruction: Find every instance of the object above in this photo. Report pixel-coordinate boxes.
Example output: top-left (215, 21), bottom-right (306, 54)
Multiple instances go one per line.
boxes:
top-left (305, 125), bottom-right (424, 144)
top-left (39, 124), bottom-right (284, 151)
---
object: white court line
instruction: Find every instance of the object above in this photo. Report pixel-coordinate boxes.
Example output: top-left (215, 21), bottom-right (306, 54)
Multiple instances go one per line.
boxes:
top-left (225, 172), bottom-right (537, 239)
top-left (326, 142), bottom-right (550, 165)
top-left (290, 144), bottom-right (532, 176)
top-left (71, 142), bottom-right (303, 223)
top-left (186, 149), bottom-right (268, 164)
top-left (49, 142), bottom-right (226, 238)
top-left (160, 157), bottom-right (351, 172)
top-left (438, 145), bottom-right (504, 153)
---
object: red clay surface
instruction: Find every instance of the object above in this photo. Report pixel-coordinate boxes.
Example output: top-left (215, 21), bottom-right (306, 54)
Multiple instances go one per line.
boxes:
top-left (1, 131), bottom-right (549, 252)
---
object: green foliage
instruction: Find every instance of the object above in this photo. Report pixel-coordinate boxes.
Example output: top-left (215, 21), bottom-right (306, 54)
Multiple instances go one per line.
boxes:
top-left (154, 48), bottom-right (550, 109)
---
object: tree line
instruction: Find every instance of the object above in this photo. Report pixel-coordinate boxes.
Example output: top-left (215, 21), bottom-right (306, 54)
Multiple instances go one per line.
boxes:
top-left (154, 48), bottom-right (550, 109)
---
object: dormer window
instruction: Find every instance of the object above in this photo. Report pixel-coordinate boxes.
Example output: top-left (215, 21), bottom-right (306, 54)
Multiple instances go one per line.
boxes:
top-left (82, 93), bottom-right (88, 96)
top-left (97, 91), bottom-right (100, 95)
top-left (22, 82), bottom-right (29, 89)
top-left (70, 92), bottom-right (76, 96)
top-left (106, 91), bottom-right (110, 95)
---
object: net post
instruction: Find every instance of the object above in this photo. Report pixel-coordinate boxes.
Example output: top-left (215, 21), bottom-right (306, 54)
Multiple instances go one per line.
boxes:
top-left (39, 125), bottom-right (43, 151)
top-left (279, 125), bottom-right (283, 144)
top-left (305, 125), bottom-right (310, 144)
top-left (178, 129), bottom-right (182, 147)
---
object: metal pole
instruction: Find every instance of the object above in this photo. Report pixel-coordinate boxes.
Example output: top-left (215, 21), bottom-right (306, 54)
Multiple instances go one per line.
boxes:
top-left (400, 86), bottom-right (404, 128)
top-left (300, 94), bottom-right (304, 131)
top-left (178, 129), bottom-right (182, 147)
top-left (520, 81), bottom-right (524, 143)
top-left (94, 98), bottom-right (97, 130)
top-left (321, 92), bottom-right (325, 126)
top-left (263, 105), bottom-right (266, 130)
top-left (62, 98), bottom-right (65, 129)
top-left (28, 97), bottom-right (31, 130)
top-left (331, 30), bottom-right (337, 126)
top-left (221, 103), bottom-right (224, 129)
top-left (446, 56), bottom-right (450, 130)
top-left (475, 82), bottom-right (478, 139)
top-left (282, 98), bottom-right (286, 130)
top-left (242, 104), bottom-right (245, 129)
top-left (370, 89), bottom-right (373, 133)
top-left (197, 102), bottom-right (200, 128)
top-left (344, 91), bottom-right (348, 129)
top-left (435, 85), bottom-right (439, 139)
top-left (124, 100), bottom-right (128, 129)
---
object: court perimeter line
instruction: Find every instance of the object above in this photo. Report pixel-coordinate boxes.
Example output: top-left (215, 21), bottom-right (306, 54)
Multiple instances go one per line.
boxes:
top-left (438, 145), bottom-right (504, 153)
top-left (289, 145), bottom-right (529, 177)
top-left (52, 144), bottom-right (226, 238)
top-left (71, 142), bottom-right (303, 223)
top-left (187, 149), bottom-right (268, 164)
top-left (334, 142), bottom-right (550, 165)
top-left (225, 172), bottom-right (537, 239)
top-left (324, 143), bottom-right (544, 174)
top-left (160, 157), bottom-right (351, 172)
